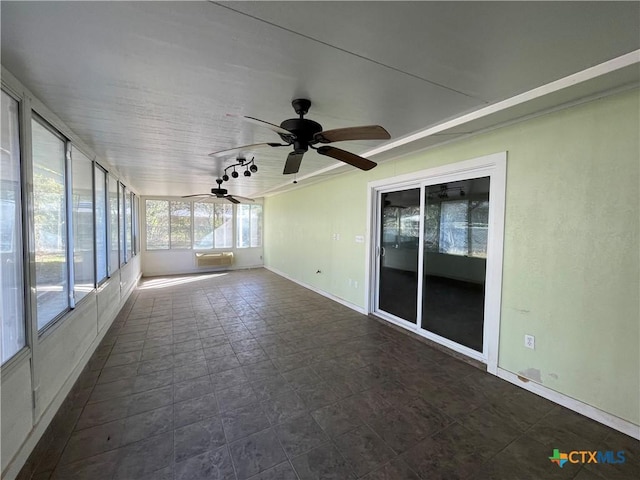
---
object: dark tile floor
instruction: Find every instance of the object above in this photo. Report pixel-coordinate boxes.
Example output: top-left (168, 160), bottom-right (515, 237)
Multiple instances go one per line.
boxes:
top-left (18, 269), bottom-right (639, 479)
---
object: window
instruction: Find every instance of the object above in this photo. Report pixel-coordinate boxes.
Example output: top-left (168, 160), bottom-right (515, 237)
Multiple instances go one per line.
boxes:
top-left (423, 203), bottom-right (441, 252)
top-left (145, 200), bottom-right (169, 250)
top-left (170, 201), bottom-right (192, 249)
top-left (1, 90), bottom-right (25, 362)
top-left (32, 117), bottom-right (68, 329)
top-left (132, 194), bottom-right (140, 255)
top-left (108, 174), bottom-right (119, 274)
top-left (425, 177), bottom-right (490, 258)
top-left (237, 204), bottom-right (262, 248)
top-left (119, 183), bottom-right (126, 265)
top-left (439, 200), bottom-right (469, 256)
top-left (145, 200), bottom-right (264, 251)
top-left (125, 188), bottom-right (132, 260)
top-left (194, 202), bottom-right (233, 249)
top-left (94, 165), bottom-right (108, 282)
top-left (71, 146), bottom-right (95, 302)
top-left (469, 200), bottom-right (489, 257)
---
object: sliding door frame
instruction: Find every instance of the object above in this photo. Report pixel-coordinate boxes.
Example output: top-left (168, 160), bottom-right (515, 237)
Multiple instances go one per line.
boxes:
top-left (366, 152), bottom-right (507, 374)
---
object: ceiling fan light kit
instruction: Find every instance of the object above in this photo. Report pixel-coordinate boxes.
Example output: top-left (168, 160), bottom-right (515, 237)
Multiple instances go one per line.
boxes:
top-left (210, 99), bottom-right (391, 175)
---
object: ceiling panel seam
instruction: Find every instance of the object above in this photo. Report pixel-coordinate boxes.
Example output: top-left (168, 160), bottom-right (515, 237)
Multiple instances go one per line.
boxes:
top-left (209, 1), bottom-right (485, 103)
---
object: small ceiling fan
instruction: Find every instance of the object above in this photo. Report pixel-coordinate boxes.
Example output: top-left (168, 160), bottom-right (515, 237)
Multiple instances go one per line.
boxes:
top-left (182, 178), bottom-right (254, 204)
top-left (209, 99), bottom-right (390, 175)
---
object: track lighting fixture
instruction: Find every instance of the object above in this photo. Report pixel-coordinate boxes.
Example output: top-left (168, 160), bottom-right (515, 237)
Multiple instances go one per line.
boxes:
top-left (222, 156), bottom-right (259, 182)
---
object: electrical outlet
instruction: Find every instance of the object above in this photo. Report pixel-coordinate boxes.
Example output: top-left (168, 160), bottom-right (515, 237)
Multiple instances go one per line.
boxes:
top-left (524, 334), bottom-right (535, 350)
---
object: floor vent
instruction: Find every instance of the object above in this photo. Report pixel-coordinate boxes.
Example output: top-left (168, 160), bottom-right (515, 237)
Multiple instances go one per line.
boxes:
top-left (195, 252), bottom-right (234, 268)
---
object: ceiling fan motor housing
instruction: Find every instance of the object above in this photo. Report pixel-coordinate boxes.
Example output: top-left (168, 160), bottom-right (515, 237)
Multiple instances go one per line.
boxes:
top-left (211, 187), bottom-right (228, 196)
top-left (279, 118), bottom-right (323, 152)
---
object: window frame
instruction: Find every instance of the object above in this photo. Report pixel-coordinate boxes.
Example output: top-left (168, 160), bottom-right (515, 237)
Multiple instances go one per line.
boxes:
top-left (119, 182), bottom-right (126, 266)
top-left (236, 203), bottom-right (263, 249)
top-left (1, 87), bottom-right (28, 365)
top-left (31, 112), bottom-right (72, 332)
top-left (70, 145), bottom-right (96, 304)
top-left (130, 191), bottom-right (137, 257)
top-left (107, 173), bottom-right (119, 276)
top-left (94, 163), bottom-right (109, 285)
top-left (193, 200), bottom-right (234, 250)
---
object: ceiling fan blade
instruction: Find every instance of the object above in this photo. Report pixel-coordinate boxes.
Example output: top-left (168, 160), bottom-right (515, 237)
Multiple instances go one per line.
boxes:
top-left (224, 195), bottom-right (241, 204)
top-left (316, 146), bottom-right (377, 171)
top-left (227, 195), bottom-right (255, 203)
top-left (209, 142), bottom-right (287, 157)
top-left (227, 114), bottom-right (295, 137)
top-left (313, 125), bottom-right (390, 144)
top-left (181, 194), bottom-right (215, 198)
top-left (283, 151), bottom-right (304, 175)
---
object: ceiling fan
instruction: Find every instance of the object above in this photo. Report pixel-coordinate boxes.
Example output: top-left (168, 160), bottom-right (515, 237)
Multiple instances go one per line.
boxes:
top-left (182, 178), bottom-right (254, 204)
top-left (209, 99), bottom-right (390, 175)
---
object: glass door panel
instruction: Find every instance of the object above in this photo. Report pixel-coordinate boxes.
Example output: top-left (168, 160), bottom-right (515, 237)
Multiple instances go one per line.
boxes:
top-left (378, 188), bottom-right (421, 323)
top-left (421, 177), bottom-right (490, 351)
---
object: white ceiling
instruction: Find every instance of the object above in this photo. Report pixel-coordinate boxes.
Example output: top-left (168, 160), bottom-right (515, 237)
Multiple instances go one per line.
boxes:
top-left (2, 1), bottom-right (639, 198)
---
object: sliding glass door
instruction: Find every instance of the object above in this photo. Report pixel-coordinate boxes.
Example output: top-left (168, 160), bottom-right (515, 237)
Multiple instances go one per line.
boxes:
top-left (376, 188), bottom-right (421, 324)
top-left (421, 178), bottom-right (489, 352)
top-left (370, 154), bottom-right (505, 365)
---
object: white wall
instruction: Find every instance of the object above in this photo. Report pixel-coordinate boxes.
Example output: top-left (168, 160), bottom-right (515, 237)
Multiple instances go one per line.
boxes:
top-left (142, 248), bottom-right (263, 277)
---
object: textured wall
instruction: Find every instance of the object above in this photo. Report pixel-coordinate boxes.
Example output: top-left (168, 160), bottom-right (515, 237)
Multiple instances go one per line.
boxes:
top-left (264, 88), bottom-right (640, 424)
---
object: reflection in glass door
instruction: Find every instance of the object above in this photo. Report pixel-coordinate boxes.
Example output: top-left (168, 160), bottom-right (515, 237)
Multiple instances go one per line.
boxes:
top-left (377, 188), bottom-right (421, 323)
top-left (421, 177), bottom-right (490, 352)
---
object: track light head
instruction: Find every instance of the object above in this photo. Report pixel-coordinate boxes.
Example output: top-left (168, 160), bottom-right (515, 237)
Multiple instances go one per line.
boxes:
top-left (244, 169), bottom-right (251, 177)
top-left (249, 164), bottom-right (258, 173)
top-left (222, 174), bottom-right (229, 182)
top-left (231, 170), bottom-right (239, 179)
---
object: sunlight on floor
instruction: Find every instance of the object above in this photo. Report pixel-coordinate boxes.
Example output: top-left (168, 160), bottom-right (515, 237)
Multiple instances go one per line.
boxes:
top-left (138, 272), bottom-right (228, 290)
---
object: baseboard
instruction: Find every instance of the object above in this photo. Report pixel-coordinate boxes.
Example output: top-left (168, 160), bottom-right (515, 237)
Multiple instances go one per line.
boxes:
top-left (2, 274), bottom-right (140, 480)
top-left (264, 265), bottom-right (366, 315)
top-left (497, 368), bottom-right (640, 440)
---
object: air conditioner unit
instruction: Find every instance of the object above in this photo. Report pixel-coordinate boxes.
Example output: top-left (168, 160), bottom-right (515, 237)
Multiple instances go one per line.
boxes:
top-left (195, 252), bottom-right (234, 268)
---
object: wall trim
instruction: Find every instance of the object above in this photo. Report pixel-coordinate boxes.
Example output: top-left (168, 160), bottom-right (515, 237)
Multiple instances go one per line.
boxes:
top-left (363, 50), bottom-right (640, 158)
top-left (264, 266), bottom-right (366, 315)
top-left (2, 273), bottom-right (141, 480)
top-left (497, 368), bottom-right (640, 440)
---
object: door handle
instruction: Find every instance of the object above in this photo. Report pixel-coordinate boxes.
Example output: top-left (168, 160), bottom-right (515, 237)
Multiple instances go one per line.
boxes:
top-left (380, 246), bottom-right (386, 257)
